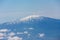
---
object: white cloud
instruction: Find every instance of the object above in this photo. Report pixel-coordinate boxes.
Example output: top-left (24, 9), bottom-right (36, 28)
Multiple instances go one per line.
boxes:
top-left (0, 33), bottom-right (6, 39)
top-left (27, 34), bottom-right (31, 38)
top-left (8, 32), bottom-right (15, 37)
top-left (24, 31), bottom-right (28, 34)
top-left (24, 27), bottom-right (34, 30)
top-left (28, 27), bottom-right (34, 30)
top-left (0, 30), bottom-right (23, 40)
top-left (17, 32), bottom-right (24, 34)
top-left (39, 33), bottom-right (45, 38)
top-left (0, 29), bottom-right (9, 33)
top-left (8, 36), bottom-right (22, 40)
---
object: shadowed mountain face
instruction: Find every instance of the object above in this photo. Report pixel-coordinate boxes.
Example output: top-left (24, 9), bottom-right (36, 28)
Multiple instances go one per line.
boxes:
top-left (0, 15), bottom-right (60, 40)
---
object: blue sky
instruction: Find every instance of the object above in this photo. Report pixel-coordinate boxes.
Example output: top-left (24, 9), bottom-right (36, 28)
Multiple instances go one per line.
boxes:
top-left (0, 0), bottom-right (60, 23)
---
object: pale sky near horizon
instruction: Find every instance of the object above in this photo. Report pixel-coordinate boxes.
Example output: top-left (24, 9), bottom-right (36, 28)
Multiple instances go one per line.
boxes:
top-left (0, 0), bottom-right (60, 23)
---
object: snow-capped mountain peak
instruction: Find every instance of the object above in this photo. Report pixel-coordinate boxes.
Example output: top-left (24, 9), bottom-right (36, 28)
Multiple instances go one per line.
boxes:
top-left (20, 15), bottom-right (44, 21)
top-left (2, 15), bottom-right (59, 25)
top-left (0, 15), bottom-right (60, 40)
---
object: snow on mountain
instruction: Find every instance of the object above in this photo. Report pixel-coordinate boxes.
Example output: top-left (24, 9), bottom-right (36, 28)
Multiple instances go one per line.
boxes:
top-left (20, 15), bottom-right (48, 22)
top-left (2, 15), bottom-right (45, 24)
top-left (2, 15), bottom-right (60, 25)
top-left (0, 15), bottom-right (60, 40)
top-left (20, 15), bottom-right (41, 21)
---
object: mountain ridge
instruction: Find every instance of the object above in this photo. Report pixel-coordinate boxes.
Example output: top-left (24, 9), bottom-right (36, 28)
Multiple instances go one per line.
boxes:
top-left (0, 15), bottom-right (60, 40)
top-left (1, 15), bottom-right (60, 25)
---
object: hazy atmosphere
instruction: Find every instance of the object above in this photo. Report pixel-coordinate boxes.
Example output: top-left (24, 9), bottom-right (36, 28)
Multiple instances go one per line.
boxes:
top-left (0, 0), bottom-right (60, 23)
top-left (0, 0), bottom-right (60, 40)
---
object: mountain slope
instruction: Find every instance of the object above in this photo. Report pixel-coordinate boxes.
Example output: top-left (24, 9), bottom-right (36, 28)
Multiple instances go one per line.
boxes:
top-left (0, 15), bottom-right (60, 40)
